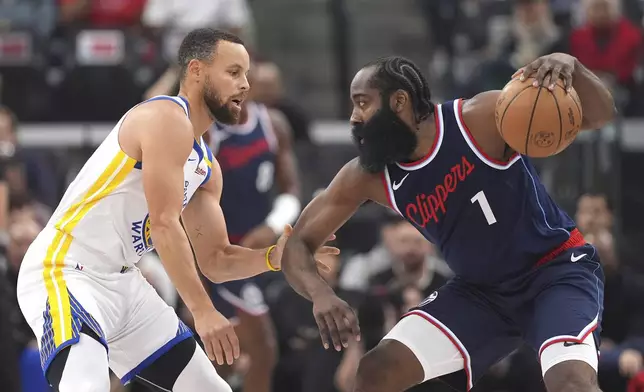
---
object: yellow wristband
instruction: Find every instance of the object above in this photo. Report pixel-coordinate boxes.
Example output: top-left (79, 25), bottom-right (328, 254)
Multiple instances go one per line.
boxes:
top-left (265, 245), bottom-right (280, 271)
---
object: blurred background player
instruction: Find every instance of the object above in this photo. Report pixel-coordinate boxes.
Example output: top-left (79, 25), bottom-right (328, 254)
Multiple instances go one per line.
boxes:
top-left (208, 60), bottom-right (301, 392)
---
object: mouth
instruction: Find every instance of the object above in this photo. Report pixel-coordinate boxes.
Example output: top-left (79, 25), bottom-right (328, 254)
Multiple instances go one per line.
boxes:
top-left (231, 99), bottom-right (242, 109)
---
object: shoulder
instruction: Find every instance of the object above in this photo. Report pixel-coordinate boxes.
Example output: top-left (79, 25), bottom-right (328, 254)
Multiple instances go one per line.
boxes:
top-left (266, 107), bottom-right (293, 142)
top-left (461, 91), bottom-right (501, 131)
top-left (125, 99), bottom-right (193, 139)
top-left (459, 91), bottom-right (511, 160)
top-left (120, 99), bottom-right (194, 161)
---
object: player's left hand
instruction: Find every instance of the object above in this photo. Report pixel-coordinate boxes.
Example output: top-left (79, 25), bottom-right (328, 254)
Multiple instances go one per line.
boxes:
top-left (239, 224), bottom-right (278, 249)
top-left (269, 225), bottom-right (339, 272)
top-left (515, 53), bottom-right (577, 93)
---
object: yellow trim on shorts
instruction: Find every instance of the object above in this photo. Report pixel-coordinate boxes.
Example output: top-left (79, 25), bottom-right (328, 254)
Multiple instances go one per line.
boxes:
top-left (43, 150), bottom-right (136, 346)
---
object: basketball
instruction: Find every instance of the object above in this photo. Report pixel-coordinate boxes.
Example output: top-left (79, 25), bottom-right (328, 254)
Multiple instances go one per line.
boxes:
top-left (494, 77), bottom-right (583, 158)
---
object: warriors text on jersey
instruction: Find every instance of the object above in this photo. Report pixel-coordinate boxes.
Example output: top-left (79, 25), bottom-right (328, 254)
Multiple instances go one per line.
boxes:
top-left (381, 99), bottom-right (583, 285)
top-left (32, 95), bottom-right (213, 269)
top-left (210, 101), bottom-right (278, 244)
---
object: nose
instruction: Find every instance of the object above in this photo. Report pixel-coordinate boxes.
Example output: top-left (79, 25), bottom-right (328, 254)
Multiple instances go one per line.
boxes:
top-left (241, 75), bottom-right (250, 91)
top-left (350, 109), bottom-right (362, 125)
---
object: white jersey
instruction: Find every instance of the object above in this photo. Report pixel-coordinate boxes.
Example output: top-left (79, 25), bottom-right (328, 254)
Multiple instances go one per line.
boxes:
top-left (37, 95), bottom-right (213, 269)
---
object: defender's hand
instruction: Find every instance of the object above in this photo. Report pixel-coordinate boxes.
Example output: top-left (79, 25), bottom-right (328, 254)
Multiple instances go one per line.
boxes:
top-left (269, 225), bottom-right (339, 272)
top-left (312, 292), bottom-right (360, 351)
top-left (516, 53), bottom-right (577, 92)
top-left (193, 309), bottom-right (240, 365)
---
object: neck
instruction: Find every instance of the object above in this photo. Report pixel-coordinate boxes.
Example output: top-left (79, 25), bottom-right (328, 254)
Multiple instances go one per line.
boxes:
top-left (178, 87), bottom-right (214, 139)
top-left (409, 113), bottom-right (437, 161)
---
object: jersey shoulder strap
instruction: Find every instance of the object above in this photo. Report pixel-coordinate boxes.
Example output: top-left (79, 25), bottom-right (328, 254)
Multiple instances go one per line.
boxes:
top-left (142, 95), bottom-right (190, 118)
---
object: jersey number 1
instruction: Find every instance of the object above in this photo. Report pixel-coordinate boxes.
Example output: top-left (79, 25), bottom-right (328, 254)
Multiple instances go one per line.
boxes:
top-left (471, 191), bottom-right (497, 225)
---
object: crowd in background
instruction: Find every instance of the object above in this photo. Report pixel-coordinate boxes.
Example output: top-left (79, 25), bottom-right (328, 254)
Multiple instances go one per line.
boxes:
top-left (1, 0), bottom-right (644, 391)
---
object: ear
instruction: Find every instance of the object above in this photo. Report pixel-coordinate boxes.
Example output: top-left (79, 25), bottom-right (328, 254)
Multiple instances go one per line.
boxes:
top-left (389, 89), bottom-right (409, 113)
top-left (188, 59), bottom-right (202, 81)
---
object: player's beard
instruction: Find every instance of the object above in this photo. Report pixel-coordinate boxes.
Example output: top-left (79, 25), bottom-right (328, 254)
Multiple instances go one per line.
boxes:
top-left (203, 75), bottom-right (238, 125)
top-left (351, 101), bottom-right (418, 174)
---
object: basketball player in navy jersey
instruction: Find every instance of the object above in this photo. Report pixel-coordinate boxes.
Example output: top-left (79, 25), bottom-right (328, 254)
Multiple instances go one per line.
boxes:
top-left (209, 80), bottom-right (300, 392)
top-left (281, 53), bottom-right (615, 392)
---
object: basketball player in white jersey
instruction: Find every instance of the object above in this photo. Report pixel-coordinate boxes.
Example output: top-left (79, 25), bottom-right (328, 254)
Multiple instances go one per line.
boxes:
top-left (16, 28), bottom-right (335, 392)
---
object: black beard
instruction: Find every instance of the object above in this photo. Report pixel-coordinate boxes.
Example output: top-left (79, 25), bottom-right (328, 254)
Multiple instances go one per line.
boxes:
top-left (204, 77), bottom-right (238, 124)
top-left (351, 103), bottom-right (418, 173)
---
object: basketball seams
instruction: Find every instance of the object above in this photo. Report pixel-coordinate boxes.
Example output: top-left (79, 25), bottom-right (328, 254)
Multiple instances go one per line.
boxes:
top-left (498, 84), bottom-right (534, 138)
top-left (549, 90), bottom-right (564, 152)
top-left (568, 89), bottom-right (583, 126)
top-left (524, 87), bottom-right (544, 156)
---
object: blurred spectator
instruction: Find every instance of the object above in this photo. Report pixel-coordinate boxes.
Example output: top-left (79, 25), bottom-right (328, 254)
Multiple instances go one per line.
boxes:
top-left (569, 0), bottom-right (643, 112)
top-left (587, 228), bottom-right (644, 390)
top-left (339, 213), bottom-right (451, 293)
top-left (267, 251), bottom-right (346, 392)
top-left (0, 106), bottom-right (55, 220)
top-left (573, 192), bottom-right (644, 391)
top-left (462, 0), bottom-right (565, 97)
top-left (142, 0), bottom-right (255, 50)
top-left (0, 0), bottom-right (56, 37)
top-left (58, 0), bottom-right (148, 27)
top-left (575, 191), bottom-right (614, 235)
top-left (1, 218), bottom-right (44, 392)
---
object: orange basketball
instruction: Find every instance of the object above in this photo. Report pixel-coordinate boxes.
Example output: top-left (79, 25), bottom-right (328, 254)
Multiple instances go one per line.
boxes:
top-left (494, 77), bottom-right (582, 158)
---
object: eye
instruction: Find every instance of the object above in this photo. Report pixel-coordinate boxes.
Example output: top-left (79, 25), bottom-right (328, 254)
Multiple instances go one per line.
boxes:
top-left (229, 70), bottom-right (240, 77)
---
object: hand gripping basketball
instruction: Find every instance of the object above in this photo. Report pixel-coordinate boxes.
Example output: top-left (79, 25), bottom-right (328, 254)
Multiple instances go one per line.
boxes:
top-left (516, 53), bottom-right (577, 92)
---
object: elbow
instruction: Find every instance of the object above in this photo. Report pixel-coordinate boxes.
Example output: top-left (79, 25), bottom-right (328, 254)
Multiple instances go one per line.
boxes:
top-left (584, 104), bottom-right (617, 130)
top-left (149, 214), bottom-right (179, 242)
top-left (199, 248), bottom-right (232, 284)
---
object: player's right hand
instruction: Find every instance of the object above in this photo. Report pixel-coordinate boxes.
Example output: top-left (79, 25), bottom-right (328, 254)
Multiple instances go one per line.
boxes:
top-left (312, 292), bottom-right (360, 351)
top-left (193, 309), bottom-right (240, 365)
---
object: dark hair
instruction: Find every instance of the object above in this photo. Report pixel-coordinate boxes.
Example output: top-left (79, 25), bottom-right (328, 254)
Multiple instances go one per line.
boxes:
top-left (177, 28), bottom-right (245, 80)
top-left (578, 191), bottom-right (614, 213)
top-left (364, 56), bottom-right (434, 123)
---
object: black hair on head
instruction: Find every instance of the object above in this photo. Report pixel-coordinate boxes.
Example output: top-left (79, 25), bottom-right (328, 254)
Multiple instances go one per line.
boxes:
top-left (178, 28), bottom-right (244, 80)
top-left (579, 191), bottom-right (614, 212)
top-left (364, 56), bottom-right (434, 123)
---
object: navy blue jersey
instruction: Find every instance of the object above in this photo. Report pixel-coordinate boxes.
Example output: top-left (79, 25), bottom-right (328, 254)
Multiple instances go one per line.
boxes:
top-left (211, 102), bottom-right (278, 243)
top-left (382, 99), bottom-right (580, 285)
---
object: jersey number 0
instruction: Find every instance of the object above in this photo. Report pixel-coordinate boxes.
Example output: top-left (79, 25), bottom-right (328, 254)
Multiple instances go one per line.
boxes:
top-left (256, 161), bottom-right (275, 193)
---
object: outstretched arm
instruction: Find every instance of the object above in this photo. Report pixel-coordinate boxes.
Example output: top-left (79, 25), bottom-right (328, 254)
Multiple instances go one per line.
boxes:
top-left (182, 161), bottom-right (279, 283)
top-left (181, 160), bottom-right (338, 282)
